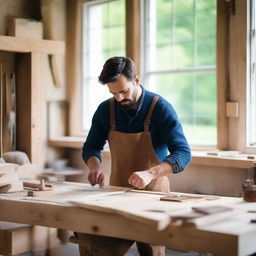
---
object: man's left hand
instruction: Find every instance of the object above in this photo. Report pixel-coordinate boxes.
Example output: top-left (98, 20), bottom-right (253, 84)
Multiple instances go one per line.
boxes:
top-left (128, 170), bottom-right (154, 189)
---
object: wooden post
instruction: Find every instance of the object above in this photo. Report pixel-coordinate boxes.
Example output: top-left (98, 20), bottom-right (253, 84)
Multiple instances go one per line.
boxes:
top-left (16, 52), bottom-right (44, 165)
top-left (126, 0), bottom-right (141, 73)
top-left (0, 64), bottom-right (3, 157)
top-left (217, 0), bottom-right (229, 150)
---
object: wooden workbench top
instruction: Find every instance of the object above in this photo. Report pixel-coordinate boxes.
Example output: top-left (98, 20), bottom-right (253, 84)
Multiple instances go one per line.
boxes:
top-left (0, 182), bottom-right (256, 256)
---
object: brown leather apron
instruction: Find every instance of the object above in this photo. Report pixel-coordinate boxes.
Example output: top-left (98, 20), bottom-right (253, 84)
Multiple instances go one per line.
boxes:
top-left (108, 96), bottom-right (170, 193)
top-left (77, 96), bottom-right (170, 256)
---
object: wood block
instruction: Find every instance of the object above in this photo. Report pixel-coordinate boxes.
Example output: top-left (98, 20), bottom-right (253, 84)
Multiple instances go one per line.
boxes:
top-left (206, 150), bottom-right (240, 157)
top-left (0, 180), bottom-right (23, 193)
top-left (27, 189), bottom-right (55, 197)
top-left (0, 171), bottom-right (19, 183)
top-left (0, 163), bottom-right (17, 172)
top-left (192, 205), bottom-right (233, 215)
top-left (16, 164), bottom-right (42, 179)
top-left (226, 101), bottom-right (239, 118)
top-left (160, 194), bottom-right (218, 202)
top-left (8, 18), bottom-right (43, 39)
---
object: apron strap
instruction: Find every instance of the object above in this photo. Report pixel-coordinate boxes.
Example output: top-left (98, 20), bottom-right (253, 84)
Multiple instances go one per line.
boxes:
top-left (109, 97), bottom-right (116, 131)
top-left (144, 96), bottom-right (159, 132)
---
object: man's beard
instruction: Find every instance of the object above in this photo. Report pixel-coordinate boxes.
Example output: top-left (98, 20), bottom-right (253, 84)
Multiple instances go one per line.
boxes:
top-left (120, 99), bottom-right (133, 109)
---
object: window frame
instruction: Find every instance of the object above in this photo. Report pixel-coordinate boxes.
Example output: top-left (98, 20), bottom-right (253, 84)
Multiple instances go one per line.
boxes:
top-left (82, 0), bottom-right (126, 132)
top-left (141, 0), bottom-right (217, 147)
top-left (71, 0), bottom-right (250, 153)
top-left (245, 0), bottom-right (256, 153)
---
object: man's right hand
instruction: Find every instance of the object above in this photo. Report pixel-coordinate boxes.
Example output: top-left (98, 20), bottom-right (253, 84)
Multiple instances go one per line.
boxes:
top-left (88, 169), bottom-right (104, 186)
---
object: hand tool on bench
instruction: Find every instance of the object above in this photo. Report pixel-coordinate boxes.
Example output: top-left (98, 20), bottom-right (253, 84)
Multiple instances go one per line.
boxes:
top-left (23, 180), bottom-right (54, 197)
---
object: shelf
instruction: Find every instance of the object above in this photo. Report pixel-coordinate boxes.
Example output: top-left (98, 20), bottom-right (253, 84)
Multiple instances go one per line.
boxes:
top-left (48, 136), bottom-right (84, 149)
top-left (0, 35), bottom-right (65, 54)
top-left (192, 152), bottom-right (256, 169)
top-left (49, 137), bottom-right (256, 169)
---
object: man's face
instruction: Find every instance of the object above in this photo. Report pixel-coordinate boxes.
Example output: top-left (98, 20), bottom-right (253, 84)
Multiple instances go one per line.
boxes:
top-left (107, 75), bottom-right (140, 107)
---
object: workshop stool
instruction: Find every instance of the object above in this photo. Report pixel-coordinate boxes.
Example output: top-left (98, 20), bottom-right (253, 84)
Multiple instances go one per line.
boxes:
top-left (0, 221), bottom-right (60, 256)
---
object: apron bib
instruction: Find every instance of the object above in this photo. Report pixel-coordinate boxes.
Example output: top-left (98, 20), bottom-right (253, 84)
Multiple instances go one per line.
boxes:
top-left (108, 96), bottom-right (170, 193)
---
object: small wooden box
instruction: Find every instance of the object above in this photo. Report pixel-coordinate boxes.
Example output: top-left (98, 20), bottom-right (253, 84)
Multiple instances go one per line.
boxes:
top-left (8, 18), bottom-right (43, 39)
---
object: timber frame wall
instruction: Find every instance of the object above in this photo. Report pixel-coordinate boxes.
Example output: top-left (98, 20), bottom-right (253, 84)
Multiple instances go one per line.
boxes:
top-left (32, 0), bottom-right (253, 198)
top-left (67, 0), bottom-right (249, 152)
top-left (60, 0), bottom-right (252, 197)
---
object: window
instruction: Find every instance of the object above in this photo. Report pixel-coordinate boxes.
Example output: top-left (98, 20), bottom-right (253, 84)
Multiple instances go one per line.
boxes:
top-left (142, 0), bottom-right (217, 145)
top-left (82, 0), bottom-right (125, 131)
top-left (248, 0), bottom-right (256, 147)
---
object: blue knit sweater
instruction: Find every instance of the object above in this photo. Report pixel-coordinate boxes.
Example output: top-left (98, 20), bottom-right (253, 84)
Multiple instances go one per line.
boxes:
top-left (82, 86), bottom-right (191, 173)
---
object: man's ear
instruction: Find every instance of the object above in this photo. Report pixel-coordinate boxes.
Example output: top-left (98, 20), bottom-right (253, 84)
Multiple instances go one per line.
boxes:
top-left (134, 75), bottom-right (140, 85)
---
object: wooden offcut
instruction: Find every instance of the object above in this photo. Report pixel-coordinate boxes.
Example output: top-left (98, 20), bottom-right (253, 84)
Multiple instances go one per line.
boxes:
top-left (226, 101), bottom-right (239, 118)
top-left (0, 170), bottom-right (23, 192)
top-left (8, 18), bottom-right (43, 39)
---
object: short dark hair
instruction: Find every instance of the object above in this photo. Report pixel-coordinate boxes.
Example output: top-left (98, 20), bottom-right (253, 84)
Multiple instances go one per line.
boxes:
top-left (98, 56), bottom-right (137, 84)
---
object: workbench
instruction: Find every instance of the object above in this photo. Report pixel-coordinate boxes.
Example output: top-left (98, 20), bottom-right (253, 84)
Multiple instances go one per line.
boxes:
top-left (0, 181), bottom-right (256, 256)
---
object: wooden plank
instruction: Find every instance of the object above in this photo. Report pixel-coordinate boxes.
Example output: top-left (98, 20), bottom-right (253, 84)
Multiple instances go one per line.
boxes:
top-left (217, 0), bottom-right (229, 150)
top-left (0, 35), bottom-right (65, 55)
top-left (16, 53), bottom-right (32, 159)
top-left (192, 155), bottom-right (256, 168)
top-left (0, 198), bottom-right (239, 256)
top-left (104, 185), bottom-right (167, 195)
top-left (171, 209), bottom-right (241, 228)
top-left (0, 163), bottom-right (17, 171)
top-left (0, 180), bottom-right (23, 192)
top-left (16, 52), bottom-right (45, 166)
top-left (0, 63), bottom-right (2, 157)
top-left (31, 52), bottom-right (45, 166)
top-left (48, 136), bottom-right (84, 148)
top-left (1, 183), bottom-right (256, 255)
top-left (8, 18), bottom-right (43, 39)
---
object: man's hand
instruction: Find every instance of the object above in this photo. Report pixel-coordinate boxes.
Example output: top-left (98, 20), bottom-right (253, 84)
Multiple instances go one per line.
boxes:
top-left (128, 170), bottom-right (154, 189)
top-left (88, 169), bottom-right (104, 186)
top-left (87, 156), bottom-right (104, 186)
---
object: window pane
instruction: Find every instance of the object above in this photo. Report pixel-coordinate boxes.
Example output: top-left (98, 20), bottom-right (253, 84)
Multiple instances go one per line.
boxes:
top-left (196, 39), bottom-right (216, 66)
top-left (157, 17), bottom-right (172, 44)
top-left (174, 15), bottom-right (194, 41)
top-left (174, 0), bottom-right (193, 15)
top-left (82, 0), bottom-right (125, 131)
top-left (156, 0), bottom-right (173, 17)
top-left (103, 0), bottom-right (125, 27)
top-left (144, 0), bottom-right (217, 145)
top-left (173, 41), bottom-right (194, 68)
top-left (148, 72), bottom-right (216, 144)
top-left (196, 0), bottom-right (216, 10)
top-left (195, 11), bottom-right (216, 39)
top-left (82, 78), bottom-right (110, 130)
top-left (148, 45), bottom-right (172, 71)
top-left (103, 27), bottom-right (125, 51)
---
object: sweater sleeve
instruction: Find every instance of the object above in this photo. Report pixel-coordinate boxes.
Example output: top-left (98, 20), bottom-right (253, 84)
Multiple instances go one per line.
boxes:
top-left (82, 101), bottom-right (110, 164)
top-left (156, 99), bottom-right (191, 173)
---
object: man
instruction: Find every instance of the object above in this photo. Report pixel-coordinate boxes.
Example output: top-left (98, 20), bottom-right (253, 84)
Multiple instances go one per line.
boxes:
top-left (80, 56), bottom-right (191, 256)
